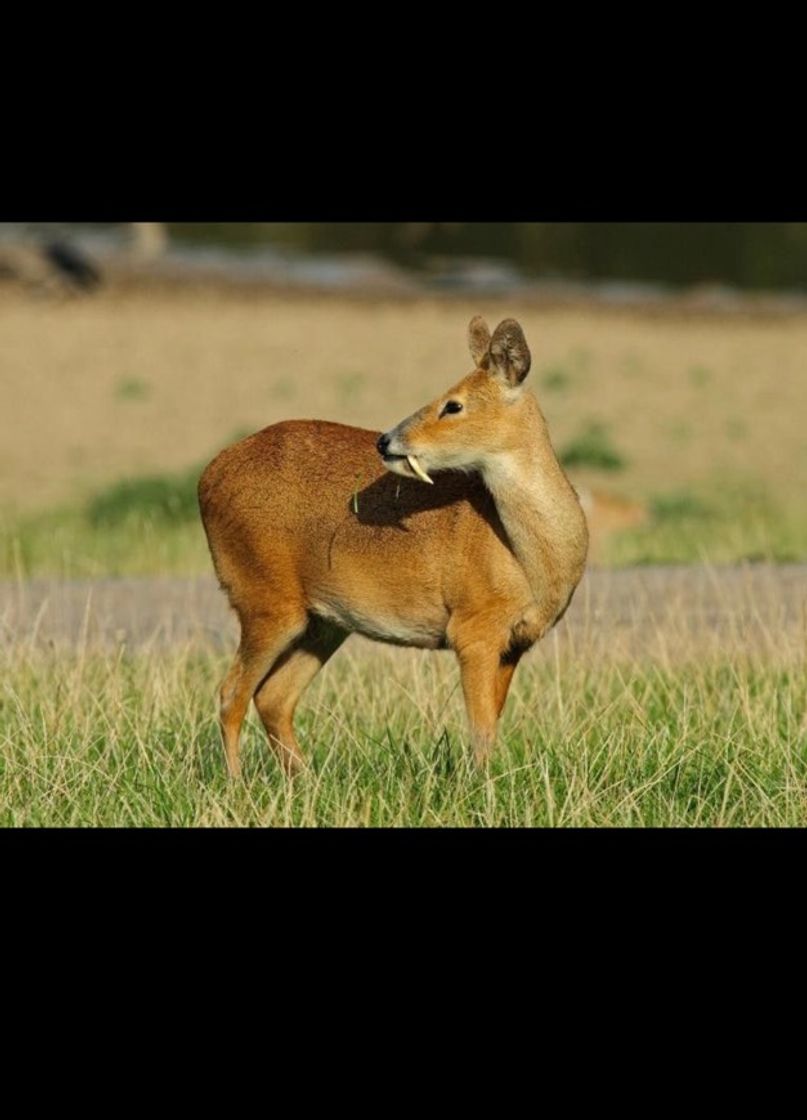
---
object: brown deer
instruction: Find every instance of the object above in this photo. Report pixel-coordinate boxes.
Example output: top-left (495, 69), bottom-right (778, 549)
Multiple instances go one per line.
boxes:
top-left (198, 316), bottom-right (588, 777)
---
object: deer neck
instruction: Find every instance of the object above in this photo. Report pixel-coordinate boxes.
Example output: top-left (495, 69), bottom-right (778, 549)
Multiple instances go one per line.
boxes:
top-left (480, 396), bottom-right (588, 620)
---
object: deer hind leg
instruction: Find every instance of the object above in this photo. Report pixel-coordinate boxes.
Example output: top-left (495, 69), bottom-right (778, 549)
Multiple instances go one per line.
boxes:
top-left (219, 610), bottom-right (308, 779)
top-left (253, 618), bottom-right (347, 775)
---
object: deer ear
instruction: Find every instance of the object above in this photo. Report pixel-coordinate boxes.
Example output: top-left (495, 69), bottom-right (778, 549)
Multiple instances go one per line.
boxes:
top-left (468, 315), bottom-right (491, 369)
top-left (490, 319), bottom-right (531, 385)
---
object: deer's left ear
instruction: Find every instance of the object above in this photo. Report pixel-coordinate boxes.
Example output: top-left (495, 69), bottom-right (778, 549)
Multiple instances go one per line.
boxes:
top-left (490, 319), bottom-right (531, 386)
top-left (468, 315), bottom-right (491, 369)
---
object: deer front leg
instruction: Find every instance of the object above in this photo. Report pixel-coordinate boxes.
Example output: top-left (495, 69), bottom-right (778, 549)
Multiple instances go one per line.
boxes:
top-left (456, 643), bottom-right (519, 767)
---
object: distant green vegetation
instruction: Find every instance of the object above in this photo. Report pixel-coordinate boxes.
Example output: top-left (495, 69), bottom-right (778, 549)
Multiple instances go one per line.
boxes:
top-left (336, 372), bottom-right (367, 403)
top-left (165, 222), bottom-right (807, 290)
top-left (88, 466), bottom-right (203, 528)
top-left (650, 492), bottom-right (712, 521)
top-left (689, 365), bottom-right (712, 388)
top-left (0, 505), bottom-right (210, 580)
top-left (541, 366), bottom-right (573, 392)
top-left (603, 488), bottom-right (807, 566)
top-left (1, 464), bottom-right (211, 579)
top-left (271, 376), bottom-right (297, 401)
top-left (560, 422), bottom-right (626, 472)
top-left (115, 377), bottom-right (151, 401)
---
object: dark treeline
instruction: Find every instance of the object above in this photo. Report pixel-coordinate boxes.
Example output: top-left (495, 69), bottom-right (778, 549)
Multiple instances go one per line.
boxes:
top-left (168, 223), bottom-right (807, 291)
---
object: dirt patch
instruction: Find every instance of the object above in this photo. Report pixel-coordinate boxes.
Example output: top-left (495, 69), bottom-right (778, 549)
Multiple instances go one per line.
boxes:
top-left (3, 287), bottom-right (807, 518)
top-left (3, 565), bottom-right (805, 664)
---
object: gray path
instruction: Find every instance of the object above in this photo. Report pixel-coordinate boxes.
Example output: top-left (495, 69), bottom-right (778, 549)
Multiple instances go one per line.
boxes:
top-left (2, 566), bottom-right (805, 662)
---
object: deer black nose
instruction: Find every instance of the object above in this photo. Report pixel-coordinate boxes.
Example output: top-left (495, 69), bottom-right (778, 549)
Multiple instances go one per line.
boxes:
top-left (377, 433), bottom-right (391, 457)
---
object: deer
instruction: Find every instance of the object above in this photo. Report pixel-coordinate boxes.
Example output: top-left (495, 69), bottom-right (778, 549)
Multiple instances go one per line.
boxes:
top-left (198, 316), bottom-right (589, 777)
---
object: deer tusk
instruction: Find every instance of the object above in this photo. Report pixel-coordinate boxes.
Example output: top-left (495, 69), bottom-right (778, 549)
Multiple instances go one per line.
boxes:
top-left (407, 455), bottom-right (433, 484)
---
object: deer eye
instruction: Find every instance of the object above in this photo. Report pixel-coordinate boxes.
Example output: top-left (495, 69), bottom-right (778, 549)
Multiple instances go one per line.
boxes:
top-left (440, 400), bottom-right (464, 417)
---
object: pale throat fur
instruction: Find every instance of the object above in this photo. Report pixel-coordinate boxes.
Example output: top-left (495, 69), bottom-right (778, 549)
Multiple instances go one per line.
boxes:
top-left (480, 393), bottom-right (588, 645)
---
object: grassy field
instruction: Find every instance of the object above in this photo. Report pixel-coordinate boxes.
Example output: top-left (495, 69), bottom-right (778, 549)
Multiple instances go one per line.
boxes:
top-left (2, 285), bottom-right (807, 573)
top-left (3, 635), bottom-right (805, 827)
top-left (2, 566), bottom-right (804, 827)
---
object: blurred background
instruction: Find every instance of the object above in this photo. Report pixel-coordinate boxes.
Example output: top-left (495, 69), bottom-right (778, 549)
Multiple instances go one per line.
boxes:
top-left (2, 221), bottom-right (806, 576)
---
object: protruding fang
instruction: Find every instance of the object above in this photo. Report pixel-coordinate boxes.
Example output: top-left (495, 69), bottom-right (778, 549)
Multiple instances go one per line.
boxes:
top-left (407, 455), bottom-right (433, 484)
